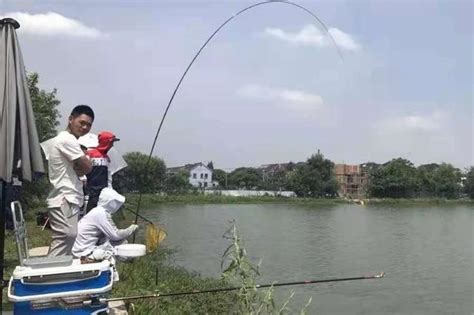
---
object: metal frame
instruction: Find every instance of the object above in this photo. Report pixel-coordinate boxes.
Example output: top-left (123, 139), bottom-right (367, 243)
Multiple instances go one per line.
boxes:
top-left (10, 201), bottom-right (30, 264)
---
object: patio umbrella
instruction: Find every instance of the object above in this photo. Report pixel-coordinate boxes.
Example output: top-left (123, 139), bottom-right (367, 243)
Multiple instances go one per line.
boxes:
top-left (0, 18), bottom-right (45, 308)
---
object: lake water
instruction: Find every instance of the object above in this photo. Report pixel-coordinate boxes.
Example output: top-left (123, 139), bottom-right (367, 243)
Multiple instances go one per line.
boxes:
top-left (142, 203), bottom-right (473, 314)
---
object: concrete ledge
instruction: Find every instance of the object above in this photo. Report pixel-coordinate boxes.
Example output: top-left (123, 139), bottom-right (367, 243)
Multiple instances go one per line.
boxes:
top-left (28, 246), bottom-right (49, 257)
top-left (109, 300), bottom-right (128, 315)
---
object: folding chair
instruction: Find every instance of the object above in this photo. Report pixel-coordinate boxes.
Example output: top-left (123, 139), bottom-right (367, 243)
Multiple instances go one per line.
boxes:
top-left (10, 201), bottom-right (72, 267)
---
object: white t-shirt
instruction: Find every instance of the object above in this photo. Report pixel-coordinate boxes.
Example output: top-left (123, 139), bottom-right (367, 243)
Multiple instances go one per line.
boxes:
top-left (46, 131), bottom-right (85, 208)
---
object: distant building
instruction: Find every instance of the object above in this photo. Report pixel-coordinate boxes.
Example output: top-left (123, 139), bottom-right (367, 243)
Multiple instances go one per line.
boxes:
top-left (167, 162), bottom-right (216, 189)
top-left (334, 164), bottom-right (368, 198)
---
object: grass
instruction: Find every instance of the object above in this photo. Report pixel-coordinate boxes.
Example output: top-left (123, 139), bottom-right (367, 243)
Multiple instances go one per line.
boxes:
top-left (125, 193), bottom-right (349, 206)
top-left (113, 249), bottom-right (238, 314)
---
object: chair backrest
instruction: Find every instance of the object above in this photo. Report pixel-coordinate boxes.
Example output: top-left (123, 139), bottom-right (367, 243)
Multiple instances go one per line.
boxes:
top-left (10, 201), bottom-right (74, 268)
top-left (10, 201), bottom-right (30, 264)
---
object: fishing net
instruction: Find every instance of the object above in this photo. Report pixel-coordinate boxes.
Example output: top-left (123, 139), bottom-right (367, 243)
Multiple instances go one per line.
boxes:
top-left (145, 223), bottom-right (167, 253)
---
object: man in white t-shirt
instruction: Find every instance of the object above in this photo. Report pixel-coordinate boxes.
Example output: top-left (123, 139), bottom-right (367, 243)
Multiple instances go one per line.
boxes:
top-left (46, 105), bottom-right (94, 256)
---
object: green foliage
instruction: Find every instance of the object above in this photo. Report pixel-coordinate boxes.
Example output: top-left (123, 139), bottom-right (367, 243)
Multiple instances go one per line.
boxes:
top-left (113, 248), bottom-right (237, 314)
top-left (431, 163), bottom-right (462, 199)
top-left (20, 178), bottom-right (50, 209)
top-left (221, 224), bottom-right (270, 314)
top-left (228, 167), bottom-right (263, 190)
top-left (367, 159), bottom-right (463, 199)
top-left (20, 72), bottom-right (61, 209)
top-left (126, 193), bottom-right (346, 206)
top-left (213, 169), bottom-right (228, 188)
top-left (368, 158), bottom-right (419, 198)
top-left (27, 72), bottom-right (61, 142)
top-left (164, 170), bottom-right (192, 194)
top-left (207, 161), bottom-right (214, 171)
top-left (113, 152), bottom-right (166, 193)
top-left (221, 223), bottom-right (311, 314)
top-left (261, 169), bottom-right (290, 191)
top-left (289, 152), bottom-right (338, 197)
top-left (416, 163), bottom-right (439, 197)
top-left (464, 167), bottom-right (474, 199)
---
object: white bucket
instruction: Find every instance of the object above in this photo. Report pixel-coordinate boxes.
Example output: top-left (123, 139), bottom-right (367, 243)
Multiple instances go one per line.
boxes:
top-left (115, 244), bottom-right (146, 258)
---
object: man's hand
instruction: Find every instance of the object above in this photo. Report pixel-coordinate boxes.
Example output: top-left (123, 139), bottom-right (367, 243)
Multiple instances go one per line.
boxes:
top-left (128, 224), bottom-right (139, 234)
top-left (73, 155), bottom-right (92, 176)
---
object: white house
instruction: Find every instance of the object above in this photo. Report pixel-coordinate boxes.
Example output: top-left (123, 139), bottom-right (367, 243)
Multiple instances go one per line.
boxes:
top-left (168, 162), bottom-right (216, 189)
top-left (188, 163), bottom-right (213, 188)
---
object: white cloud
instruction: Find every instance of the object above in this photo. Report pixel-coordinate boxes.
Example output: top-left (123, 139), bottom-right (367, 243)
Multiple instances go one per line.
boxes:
top-left (375, 110), bottom-right (447, 134)
top-left (238, 84), bottom-right (324, 114)
top-left (263, 24), bottom-right (361, 52)
top-left (328, 28), bottom-right (361, 52)
top-left (2, 12), bottom-right (105, 39)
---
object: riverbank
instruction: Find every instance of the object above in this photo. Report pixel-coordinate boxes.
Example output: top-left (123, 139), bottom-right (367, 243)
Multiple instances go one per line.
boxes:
top-left (125, 193), bottom-right (348, 206)
top-left (125, 193), bottom-right (474, 207)
top-left (2, 216), bottom-right (237, 313)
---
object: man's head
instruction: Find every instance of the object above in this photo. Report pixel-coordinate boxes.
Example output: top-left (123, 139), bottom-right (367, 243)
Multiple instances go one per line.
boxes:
top-left (97, 131), bottom-right (120, 153)
top-left (68, 105), bottom-right (94, 138)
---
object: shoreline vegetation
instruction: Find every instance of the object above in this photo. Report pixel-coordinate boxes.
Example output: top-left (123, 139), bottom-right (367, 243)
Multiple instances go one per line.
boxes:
top-left (125, 193), bottom-right (474, 207)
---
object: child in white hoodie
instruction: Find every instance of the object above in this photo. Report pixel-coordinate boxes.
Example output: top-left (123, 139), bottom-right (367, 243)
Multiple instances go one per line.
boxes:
top-left (72, 188), bottom-right (138, 259)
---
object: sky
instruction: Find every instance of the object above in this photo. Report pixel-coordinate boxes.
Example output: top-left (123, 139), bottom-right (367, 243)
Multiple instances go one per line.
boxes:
top-left (1, 0), bottom-right (472, 169)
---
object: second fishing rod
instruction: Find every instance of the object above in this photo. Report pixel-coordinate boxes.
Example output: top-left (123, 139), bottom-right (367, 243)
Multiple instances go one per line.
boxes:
top-left (84, 272), bottom-right (384, 305)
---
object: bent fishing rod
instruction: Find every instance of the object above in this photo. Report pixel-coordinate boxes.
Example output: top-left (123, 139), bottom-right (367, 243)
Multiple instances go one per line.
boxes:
top-left (87, 272), bottom-right (384, 304)
top-left (133, 0), bottom-right (344, 242)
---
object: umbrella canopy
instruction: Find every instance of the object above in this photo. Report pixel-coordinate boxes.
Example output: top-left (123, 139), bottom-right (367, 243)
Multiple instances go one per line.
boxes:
top-left (0, 18), bottom-right (44, 309)
top-left (0, 18), bottom-right (44, 182)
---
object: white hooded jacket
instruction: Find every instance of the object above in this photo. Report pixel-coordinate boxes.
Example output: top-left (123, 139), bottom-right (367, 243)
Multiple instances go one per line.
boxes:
top-left (72, 188), bottom-right (137, 257)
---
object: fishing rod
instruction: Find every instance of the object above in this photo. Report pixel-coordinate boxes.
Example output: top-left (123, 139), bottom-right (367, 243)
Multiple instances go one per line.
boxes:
top-left (133, 0), bottom-right (344, 242)
top-left (124, 206), bottom-right (154, 225)
top-left (87, 272), bottom-right (384, 304)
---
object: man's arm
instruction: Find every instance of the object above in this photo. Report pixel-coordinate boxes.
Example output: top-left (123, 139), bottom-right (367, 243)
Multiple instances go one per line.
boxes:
top-left (73, 156), bottom-right (92, 176)
top-left (99, 213), bottom-right (138, 241)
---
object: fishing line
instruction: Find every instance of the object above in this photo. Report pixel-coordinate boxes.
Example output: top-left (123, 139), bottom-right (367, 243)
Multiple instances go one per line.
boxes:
top-left (133, 0), bottom-right (344, 240)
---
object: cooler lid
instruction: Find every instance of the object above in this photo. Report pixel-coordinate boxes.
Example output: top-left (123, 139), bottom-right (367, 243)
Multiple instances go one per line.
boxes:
top-left (12, 259), bottom-right (111, 279)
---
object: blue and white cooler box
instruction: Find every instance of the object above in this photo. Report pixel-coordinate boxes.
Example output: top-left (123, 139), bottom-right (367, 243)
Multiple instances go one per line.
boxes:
top-left (8, 259), bottom-right (114, 314)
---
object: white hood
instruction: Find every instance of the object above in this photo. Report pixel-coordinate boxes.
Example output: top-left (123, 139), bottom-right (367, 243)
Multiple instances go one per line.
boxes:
top-left (98, 188), bottom-right (125, 214)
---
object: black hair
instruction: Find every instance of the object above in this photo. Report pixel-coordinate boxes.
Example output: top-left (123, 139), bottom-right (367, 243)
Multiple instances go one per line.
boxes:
top-left (70, 105), bottom-right (95, 121)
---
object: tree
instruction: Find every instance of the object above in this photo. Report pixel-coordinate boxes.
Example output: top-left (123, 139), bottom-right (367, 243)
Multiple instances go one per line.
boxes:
top-left (27, 72), bottom-right (61, 142)
top-left (431, 163), bottom-right (461, 199)
top-left (288, 152), bottom-right (338, 197)
top-left (416, 163), bottom-right (439, 197)
top-left (261, 169), bottom-right (289, 191)
top-left (207, 161), bottom-right (214, 171)
top-left (464, 167), bottom-right (474, 199)
top-left (21, 73), bottom-right (62, 208)
top-left (227, 168), bottom-right (263, 190)
top-left (213, 169), bottom-right (227, 189)
top-left (113, 152), bottom-right (166, 193)
top-left (164, 170), bottom-right (191, 194)
top-left (367, 158), bottom-right (419, 198)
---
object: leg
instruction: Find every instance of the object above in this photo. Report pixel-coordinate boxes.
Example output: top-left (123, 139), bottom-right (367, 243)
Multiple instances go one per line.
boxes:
top-left (86, 193), bottom-right (99, 213)
top-left (48, 200), bottom-right (78, 256)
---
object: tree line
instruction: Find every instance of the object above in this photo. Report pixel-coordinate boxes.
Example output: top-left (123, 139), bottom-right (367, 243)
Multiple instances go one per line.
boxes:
top-left (26, 73), bottom-right (474, 204)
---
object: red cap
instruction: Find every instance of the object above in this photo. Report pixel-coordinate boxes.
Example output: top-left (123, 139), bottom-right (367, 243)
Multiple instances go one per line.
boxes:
top-left (98, 131), bottom-right (120, 143)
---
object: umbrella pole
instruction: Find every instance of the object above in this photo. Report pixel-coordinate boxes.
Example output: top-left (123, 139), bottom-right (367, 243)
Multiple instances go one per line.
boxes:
top-left (0, 180), bottom-right (7, 310)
